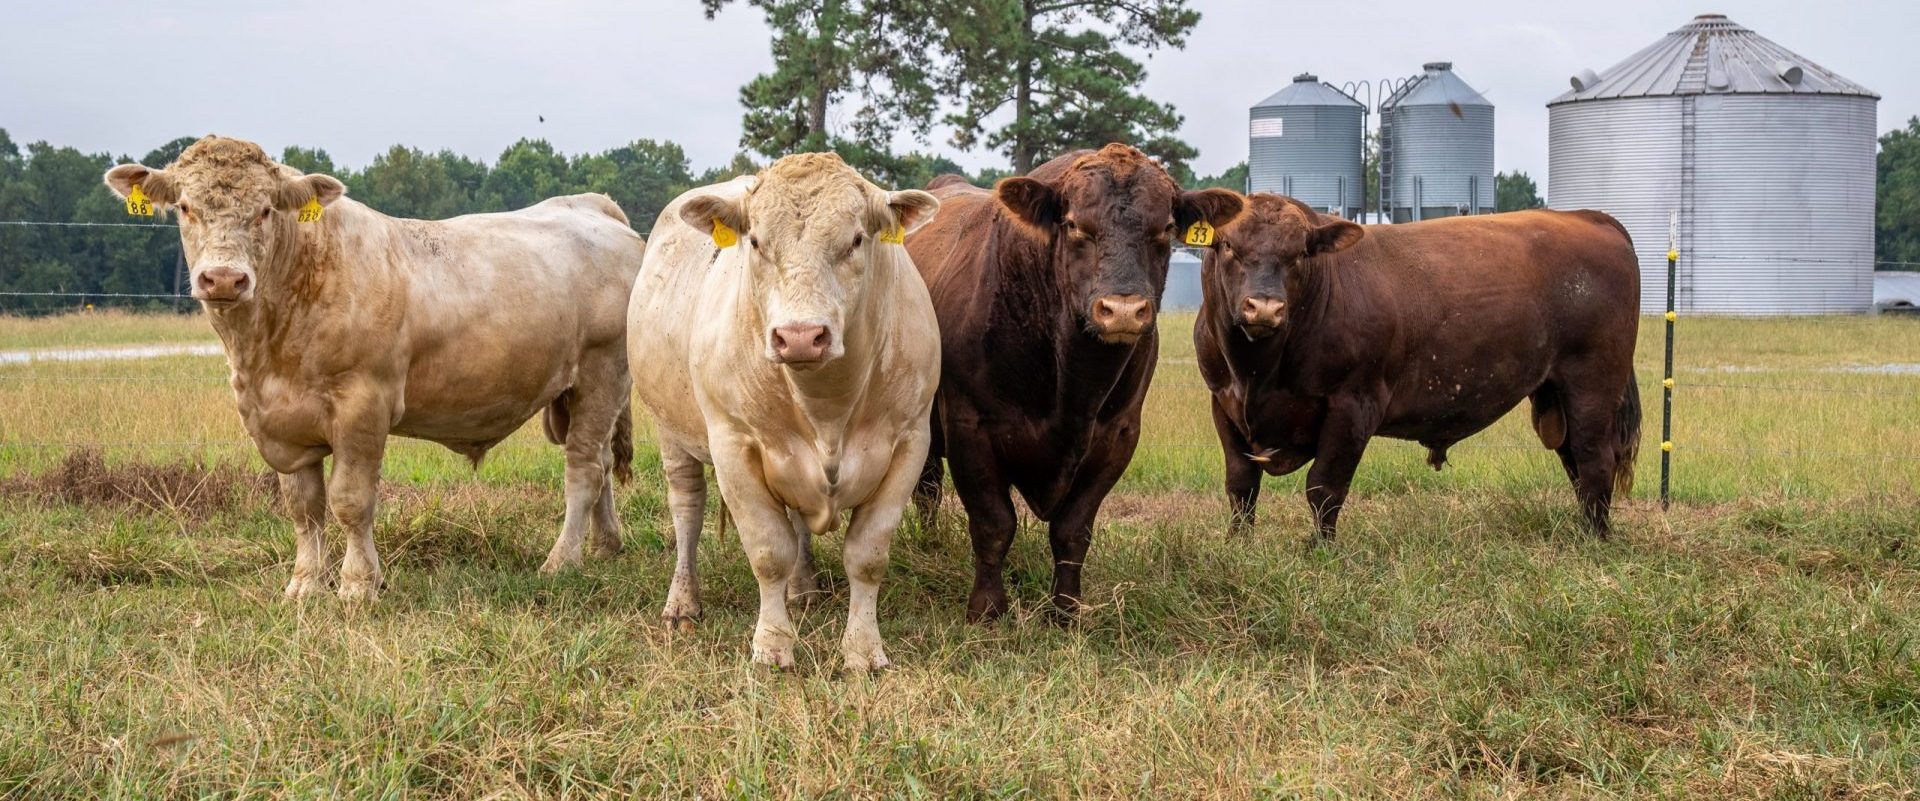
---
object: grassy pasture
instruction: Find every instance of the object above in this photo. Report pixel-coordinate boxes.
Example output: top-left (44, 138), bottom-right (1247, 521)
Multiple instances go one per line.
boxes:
top-left (1, 310), bottom-right (1917, 798)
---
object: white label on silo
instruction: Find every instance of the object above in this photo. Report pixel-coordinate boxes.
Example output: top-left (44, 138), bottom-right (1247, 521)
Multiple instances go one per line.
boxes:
top-left (1250, 118), bottom-right (1284, 138)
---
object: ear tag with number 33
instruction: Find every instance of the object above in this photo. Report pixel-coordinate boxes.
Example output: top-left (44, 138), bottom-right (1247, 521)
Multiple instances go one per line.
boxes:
top-left (298, 197), bottom-right (324, 223)
top-left (1183, 220), bottom-right (1215, 247)
top-left (711, 219), bottom-right (739, 248)
top-left (125, 184), bottom-right (154, 217)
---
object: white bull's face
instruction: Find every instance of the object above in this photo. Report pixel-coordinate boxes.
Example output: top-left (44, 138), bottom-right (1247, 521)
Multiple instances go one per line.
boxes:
top-left (103, 136), bottom-right (344, 308)
top-left (680, 156), bottom-right (937, 370)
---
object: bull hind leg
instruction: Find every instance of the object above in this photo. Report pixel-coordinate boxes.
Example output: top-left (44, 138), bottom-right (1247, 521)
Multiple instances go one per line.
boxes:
top-left (912, 455), bottom-right (944, 533)
top-left (785, 509), bottom-right (824, 604)
top-left (539, 362), bottom-right (629, 574)
top-left (589, 448), bottom-right (624, 560)
top-left (660, 444), bottom-right (708, 628)
top-left (1555, 373), bottom-right (1629, 537)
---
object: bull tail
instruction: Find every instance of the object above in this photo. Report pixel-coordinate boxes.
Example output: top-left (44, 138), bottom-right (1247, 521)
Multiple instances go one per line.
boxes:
top-left (716, 496), bottom-right (729, 543)
top-left (611, 401), bottom-right (634, 485)
top-left (1613, 375), bottom-right (1642, 498)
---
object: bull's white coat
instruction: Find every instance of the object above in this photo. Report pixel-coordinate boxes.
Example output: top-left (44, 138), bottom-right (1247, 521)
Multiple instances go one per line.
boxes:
top-left (628, 155), bottom-right (939, 670)
top-left (103, 136), bottom-right (643, 601)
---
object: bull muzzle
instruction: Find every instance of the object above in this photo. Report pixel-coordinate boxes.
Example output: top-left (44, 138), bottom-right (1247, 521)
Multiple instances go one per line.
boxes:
top-left (1238, 295), bottom-right (1286, 338)
top-left (770, 321), bottom-right (834, 366)
top-left (193, 266), bottom-right (253, 304)
top-left (1089, 294), bottom-right (1154, 343)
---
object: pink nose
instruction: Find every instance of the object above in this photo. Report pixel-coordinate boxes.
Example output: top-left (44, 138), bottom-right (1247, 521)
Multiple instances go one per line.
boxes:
top-left (1240, 296), bottom-right (1286, 327)
top-left (771, 323), bottom-right (831, 363)
top-left (1090, 294), bottom-right (1154, 338)
top-left (194, 268), bottom-right (250, 302)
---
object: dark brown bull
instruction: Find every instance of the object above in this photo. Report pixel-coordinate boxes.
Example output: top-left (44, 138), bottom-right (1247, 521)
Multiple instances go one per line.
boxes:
top-left (908, 144), bottom-right (1243, 621)
top-left (1195, 194), bottom-right (1641, 538)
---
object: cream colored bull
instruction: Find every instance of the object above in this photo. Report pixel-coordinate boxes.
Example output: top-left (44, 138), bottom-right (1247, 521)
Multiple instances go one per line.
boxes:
top-left (103, 135), bottom-right (643, 601)
top-left (630, 153), bottom-right (940, 670)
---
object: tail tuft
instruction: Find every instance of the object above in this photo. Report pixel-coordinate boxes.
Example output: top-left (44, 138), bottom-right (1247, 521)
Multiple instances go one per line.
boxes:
top-left (1613, 375), bottom-right (1642, 497)
top-left (612, 402), bottom-right (634, 485)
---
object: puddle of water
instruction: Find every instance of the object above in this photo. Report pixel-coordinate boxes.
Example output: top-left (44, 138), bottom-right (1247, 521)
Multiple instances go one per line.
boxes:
top-left (0, 343), bottom-right (224, 365)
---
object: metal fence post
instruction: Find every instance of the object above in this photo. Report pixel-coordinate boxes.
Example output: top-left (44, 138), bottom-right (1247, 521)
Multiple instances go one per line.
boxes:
top-left (1661, 211), bottom-right (1677, 509)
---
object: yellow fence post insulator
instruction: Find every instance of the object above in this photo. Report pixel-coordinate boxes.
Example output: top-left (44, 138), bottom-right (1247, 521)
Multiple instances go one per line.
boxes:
top-left (1662, 378), bottom-right (1675, 390)
top-left (1667, 250), bottom-right (1679, 262)
top-left (1661, 441), bottom-right (1674, 453)
top-left (1664, 311), bottom-right (1677, 322)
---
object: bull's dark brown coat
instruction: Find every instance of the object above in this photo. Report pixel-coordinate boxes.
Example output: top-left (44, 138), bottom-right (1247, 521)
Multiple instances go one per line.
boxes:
top-left (1196, 195), bottom-right (1641, 538)
top-left (908, 144), bottom-right (1242, 621)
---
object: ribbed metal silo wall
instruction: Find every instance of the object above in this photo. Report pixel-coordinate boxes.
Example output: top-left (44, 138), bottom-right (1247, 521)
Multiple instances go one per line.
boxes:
top-left (1688, 94), bottom-right (1877, 314)
top-left (1249, 105), bottom-right (1364, 216)
top-left (1548, 98), bottom-right (1683, 315)
top-left (1389, 105), bottom-right (1495, 219)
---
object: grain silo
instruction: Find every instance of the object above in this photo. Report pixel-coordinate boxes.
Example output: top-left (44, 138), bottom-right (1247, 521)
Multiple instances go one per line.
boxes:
top-left (1548, 14), bottom-right (1879, 314)
top-left (1248, 73), bottom-right (1364, 218)
top-left (1380, 62), bottom-right (1495, 222)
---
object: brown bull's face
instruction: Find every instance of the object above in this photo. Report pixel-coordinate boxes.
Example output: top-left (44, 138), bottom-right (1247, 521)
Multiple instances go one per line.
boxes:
top-left (1208, 196), bottom-right (1364, 340)
top-left (995, 145), bottom-right (1243, 345)
top-left (103, 136), bottom-right (345, 308)
top-left (679, 154), bottom-right (938, 369)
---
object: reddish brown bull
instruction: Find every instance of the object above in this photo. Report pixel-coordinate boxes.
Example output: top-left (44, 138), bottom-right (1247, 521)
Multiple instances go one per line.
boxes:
top-left (1195, 194), bottom-right (1641, 538)
top-left (908, 144), bottom-right (1243, 621)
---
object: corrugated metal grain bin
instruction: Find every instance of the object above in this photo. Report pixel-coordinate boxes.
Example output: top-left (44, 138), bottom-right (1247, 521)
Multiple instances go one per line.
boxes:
top-left (1548, 14), bottom-right (1880, 314)
top-left (1381, 62), bottom-right (1495, 223)
top-left (1249, 74), bottom-right (1365, 218)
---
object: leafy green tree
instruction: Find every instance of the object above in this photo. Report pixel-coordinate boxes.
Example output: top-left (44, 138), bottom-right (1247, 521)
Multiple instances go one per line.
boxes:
top-left (280, 146), bottom-right (339, 176)
top-left (485, 139), bottom-right (574, 211)
top-left (1191, 161), bottom-right (1247, 192)
top-left (937, 0), bottom-right (1200, 173)
top-left (573, 139), bottom-right (696, 229)
top-left (1878, 117), bottom-right (1920, 269)
top-left (1496, 170), bottom-right (1543, 212)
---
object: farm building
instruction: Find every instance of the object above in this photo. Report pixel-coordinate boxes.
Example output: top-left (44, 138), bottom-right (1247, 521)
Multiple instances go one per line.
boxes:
top-left (1547, 14), bottom-right (1880, 314)
top-left (1381, 62), bottom-right (1495, 222)
top-left (1248, 74), bottom-right (1366, 219)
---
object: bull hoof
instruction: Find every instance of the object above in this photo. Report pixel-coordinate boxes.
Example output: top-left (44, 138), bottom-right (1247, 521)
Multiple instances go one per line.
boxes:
top-left (752, 641), bottom-right (796, 669)
top-left (786, 572), bottom-right (824, 605)
top-left (663, 615), bottom-right (699, 633)
top-left (283, 573), bottom-right (328, 600)
top-left (965, 589), bottom-right (1009, 624)
top-left (538, 553), bottom-right (583, 575)
top-left (590, 539), bottom-right (623, 560)
top-left (842, 647), bottom-right (892, 673)
top-left (338, 577), bottom-right (381, 603)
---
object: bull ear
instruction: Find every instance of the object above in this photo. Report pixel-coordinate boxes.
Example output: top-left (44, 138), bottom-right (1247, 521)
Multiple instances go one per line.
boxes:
top-left (994, 177), bottom-right (1061, 228)
top-left (273, 173), bottom-right (347, 211)
top-left (103, 163), bottom-right (179, 205)
top-left (884, 189), bottom-right (940, 235)
top-left (1175, 188), bottom-right (1244, 231)
top-left (679, 193), bottom-right (748, 241)
top-left (1307, 219), bottom-right (1365, 256)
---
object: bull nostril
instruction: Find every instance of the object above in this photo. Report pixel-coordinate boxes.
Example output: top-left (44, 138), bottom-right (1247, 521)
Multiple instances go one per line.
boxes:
top-left (812, 330), bottom-right (829, 348)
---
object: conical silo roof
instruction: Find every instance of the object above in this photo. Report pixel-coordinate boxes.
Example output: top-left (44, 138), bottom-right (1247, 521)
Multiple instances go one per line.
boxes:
top-left (1382, 62), bottom-right (1492, 109)
top-left (1252, 73), bottom-right (1363, 109)
top-left (1550, 14), bottom-right (1879, 105)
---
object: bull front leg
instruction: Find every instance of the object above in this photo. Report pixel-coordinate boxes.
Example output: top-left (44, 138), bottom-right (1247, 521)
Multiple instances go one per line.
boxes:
top-left (1209, 394), bottom-right (1262, 537)
top-left (1302, 397), bottom-right (1380, 541)
top-left (710, 440), bottom-right (802, 668)
top-left (280, 461), bottom-right (330, 599)
top-left (838, 429), bottom-right (931, 671)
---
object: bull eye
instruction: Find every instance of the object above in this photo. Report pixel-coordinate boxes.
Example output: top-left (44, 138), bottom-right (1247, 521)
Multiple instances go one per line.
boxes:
top-left (256, 206), bottom-right (272, 224)
top-left (176, 202), bottom-right (193, 220)
top-left (852, 233), bottom-right (863, 248)
top-left (749, 235), bottom-right (760, 250)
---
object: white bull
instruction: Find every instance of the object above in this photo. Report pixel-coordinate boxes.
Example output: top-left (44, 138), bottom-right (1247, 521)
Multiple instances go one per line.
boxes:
top-left (629, 153), bottom-right (940, 670)
top-left (103, 135), bottom-right (643, 601)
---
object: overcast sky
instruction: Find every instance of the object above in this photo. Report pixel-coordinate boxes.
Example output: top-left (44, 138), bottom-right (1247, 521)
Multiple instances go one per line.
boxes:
top-left (3, 0), bottom-right (1913, 198)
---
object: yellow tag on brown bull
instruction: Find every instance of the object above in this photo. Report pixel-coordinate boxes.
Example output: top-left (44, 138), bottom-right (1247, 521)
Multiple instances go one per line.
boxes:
top-left (298, 197), bottom-right (324, 223)
top-left (711, 219), bottom-right (739, 248)
top-left (879, 223), bottom-right (905, 244)
top-left (1183, 221), bottom-right (1215, 247)
top-left (125, 184), bottom-right (154, 217)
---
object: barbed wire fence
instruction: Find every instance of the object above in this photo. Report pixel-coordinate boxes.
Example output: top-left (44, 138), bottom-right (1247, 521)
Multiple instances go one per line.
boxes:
top-left (3, 218), bottom-right (1919, 499)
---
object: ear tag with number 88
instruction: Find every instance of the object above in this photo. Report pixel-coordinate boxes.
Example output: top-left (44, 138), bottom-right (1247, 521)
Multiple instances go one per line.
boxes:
top-left (125, 184), bottom-right (154, 217)
top-left (298, 197), bottom-right (324, 223)
top-left (1183, 220), bottom-right (1215, 247)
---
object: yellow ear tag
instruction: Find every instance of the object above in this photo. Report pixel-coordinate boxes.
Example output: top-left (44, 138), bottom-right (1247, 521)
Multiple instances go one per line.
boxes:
top-left (125, 184), bottom-right (154, 217)
top-left (297, 197), bottom-right (324, 223)
top-left (879, 223), bottom-right (905, 245)
top-left (711, 219), bottom-right (738, 248)
top-left (1183, 221), bottom-right (1215, 247)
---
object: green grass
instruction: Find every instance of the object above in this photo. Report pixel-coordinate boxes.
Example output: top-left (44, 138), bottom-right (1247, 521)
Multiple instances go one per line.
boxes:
top-left (1, 312), bottom-right (1917, 798)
